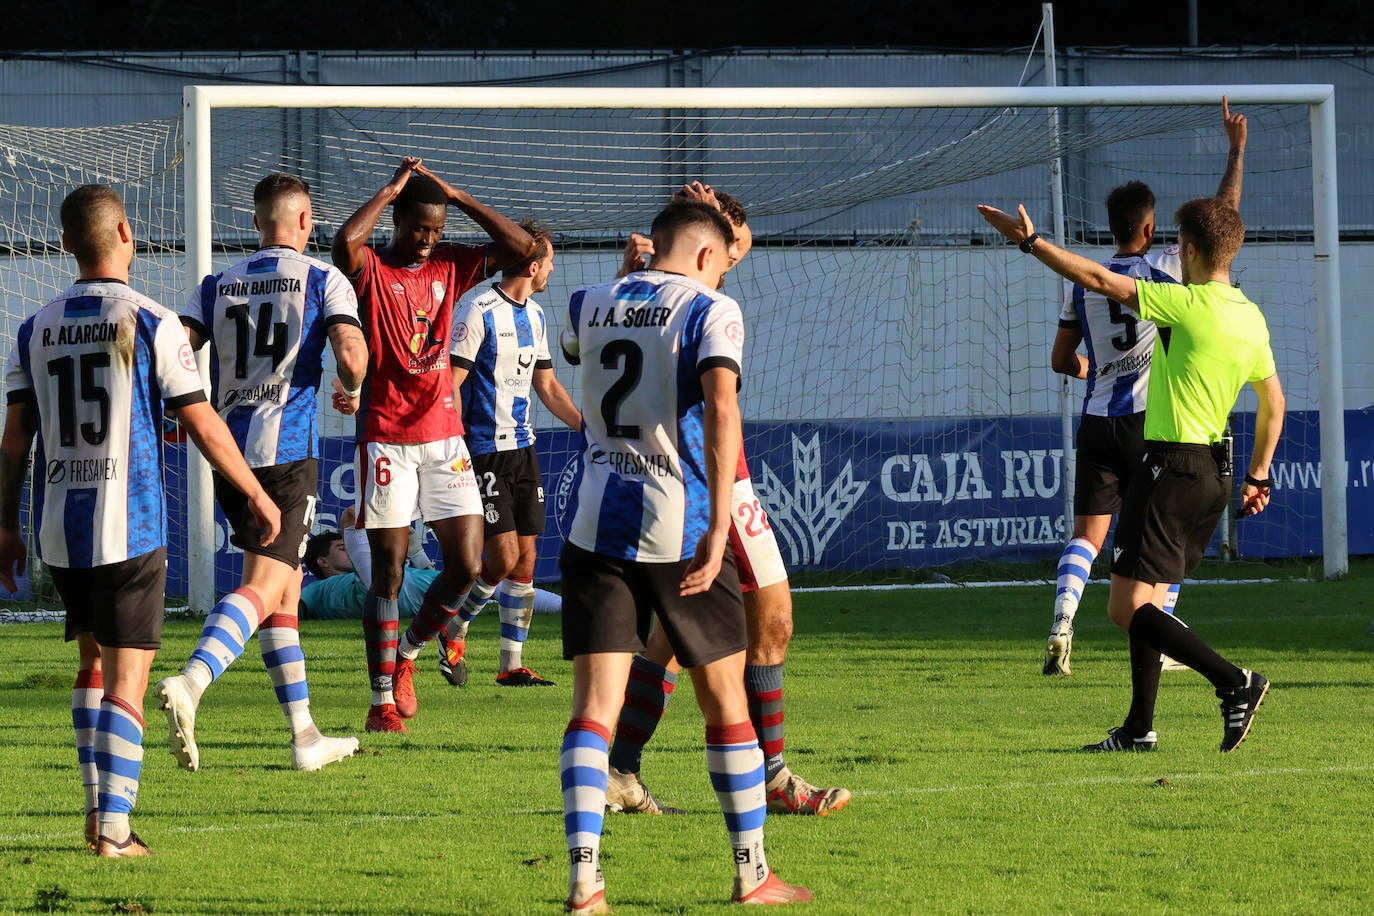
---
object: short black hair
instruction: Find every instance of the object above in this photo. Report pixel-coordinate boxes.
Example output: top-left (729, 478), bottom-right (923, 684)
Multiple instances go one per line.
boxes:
top-left (254, 172), bottom-right (310, 207)
top-left (1105, 181), bottom-right (1156, 246)
top-left (649, 200), bottom-right (734, 250)
top-left (303, 530), bottom-right (342, 579)
top-left (392, 174), bottom-right (448, 218)
top-left (714, 190), bottom-right (747, 228)
top-left (501, 219), bottom-right (552, 279)
top-left (60, 185), bottom-right (126, 264)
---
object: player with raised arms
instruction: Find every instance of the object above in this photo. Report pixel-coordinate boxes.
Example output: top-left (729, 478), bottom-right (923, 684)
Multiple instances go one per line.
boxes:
top-left (1044, 99), bottom-right (1248, 692)
top-left (594, 183), bottom-right (850, 816)
top-left (979, 185), bottom-right (1284, 753)
top-left (154, 172), bottom-right (367, 773)
top-left (332, 157), bottom-right (534, 733)
top-left (443, 219), bottom-right (581, 687)
top-left (558, 200), bottom-right (810, 912)
top-left (0, 185), bottom-right (281, 856)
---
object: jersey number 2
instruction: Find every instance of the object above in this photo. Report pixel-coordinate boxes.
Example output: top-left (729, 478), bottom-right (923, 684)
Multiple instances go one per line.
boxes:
top-left (600, 340), bottom-right (642, 439)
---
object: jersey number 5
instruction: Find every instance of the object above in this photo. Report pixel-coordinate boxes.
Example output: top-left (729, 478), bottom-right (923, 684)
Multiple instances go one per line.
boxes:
top-left (600, 340), bottom-right (642, 439)
top-left (226, 302), bottom-right (288, 378)
top-left (1108, 299), bottom-right (1138, 351)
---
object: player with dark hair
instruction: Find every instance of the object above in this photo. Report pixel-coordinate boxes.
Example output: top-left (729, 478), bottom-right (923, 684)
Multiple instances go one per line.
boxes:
top-left (600, 182), bottom-right (850, 816)
top-left (155, 172), bottom-right (366, 773)
top-left (0, 185), bottom-right (280, 856)
top-left (1044, 100), bottom-right (1247, 681)
top-left (442, 219), bottom-right (580, 687)
top-left (979, 184), bottom-right (1284, 753)
top-left (558, 199), bottom-right (810, 912)
top-left (332, 157), bottom-right (534, 733)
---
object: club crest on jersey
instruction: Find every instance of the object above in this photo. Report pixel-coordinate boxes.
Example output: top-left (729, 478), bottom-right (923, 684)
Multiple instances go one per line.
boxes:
top-left (431, 281), bottom-right (446, 302)
top-left (178, 342), bottom-right (198, 372)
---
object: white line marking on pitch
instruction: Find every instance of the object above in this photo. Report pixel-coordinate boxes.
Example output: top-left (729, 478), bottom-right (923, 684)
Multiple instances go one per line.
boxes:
top-left (854, 763), bottom-right (1374, 797)
top-left (4, 764), bottom-right (1370, 845)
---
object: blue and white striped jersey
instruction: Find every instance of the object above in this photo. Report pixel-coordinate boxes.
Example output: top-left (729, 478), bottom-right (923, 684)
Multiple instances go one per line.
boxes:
top-left (4, 281), bottom-right (207, 568)
top-left (1058, 248), bottom-right (1181, 417)
top-left (565, 270), bottom-right (745, 563)
top-left (182, 246), bottom-right (360, 467)
top-left (450, 284), bottom-right (553, 456)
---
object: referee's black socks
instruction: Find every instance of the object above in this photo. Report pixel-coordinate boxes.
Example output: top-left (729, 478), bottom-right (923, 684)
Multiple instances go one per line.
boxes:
top-left (1129, 604), bottom-right (1246, 691)
top-left (1124, 630), bottom-right (1164, 736)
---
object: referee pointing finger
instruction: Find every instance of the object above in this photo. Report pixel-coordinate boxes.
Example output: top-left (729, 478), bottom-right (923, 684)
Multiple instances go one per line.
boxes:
top-left (979, 195), bottom-right (1285, 753)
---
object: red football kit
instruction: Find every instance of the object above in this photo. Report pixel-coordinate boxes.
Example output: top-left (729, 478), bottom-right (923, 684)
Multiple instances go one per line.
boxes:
top-left (350, 243), bottom-right (487, 443)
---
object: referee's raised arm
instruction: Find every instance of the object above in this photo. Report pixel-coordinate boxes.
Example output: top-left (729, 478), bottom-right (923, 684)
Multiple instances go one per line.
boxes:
top-left (976, 204), bottom-right (1138, 311)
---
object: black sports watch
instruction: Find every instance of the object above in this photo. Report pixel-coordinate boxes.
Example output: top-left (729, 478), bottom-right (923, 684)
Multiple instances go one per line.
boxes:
top-left (1019, 233), bottom-right (1041, 254)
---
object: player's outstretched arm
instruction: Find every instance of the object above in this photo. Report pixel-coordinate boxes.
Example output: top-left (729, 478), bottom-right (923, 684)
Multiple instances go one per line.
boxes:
top-left (532, 367), bottom-right (583, 430)
top-left (332, 157), bottom-right (421, 276)
top-left (411, 163), bottom-right (534, 275)
top-left (1240, 372), bottom-right (1285, 517)
top-left (174, 401), bottom-right (282, 545)
top-left (681, 366), bottom-right (741, 597)
top-left (977, 204), bottom-right (1138, 311)
top-left (0, 402), bottom-right (36, 592)
top-left (1216, 97), bottom-right (1247, 211)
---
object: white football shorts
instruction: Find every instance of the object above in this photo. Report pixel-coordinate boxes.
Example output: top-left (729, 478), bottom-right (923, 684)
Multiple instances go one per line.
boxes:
top-left (355, 437), bottom-right (481, 529)
top-left (728, 476), bottom-right (788, 592)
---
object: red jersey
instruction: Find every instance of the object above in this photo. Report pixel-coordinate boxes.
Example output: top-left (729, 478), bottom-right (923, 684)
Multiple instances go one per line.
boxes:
top-left (351, 243), bottom-right (487, 443)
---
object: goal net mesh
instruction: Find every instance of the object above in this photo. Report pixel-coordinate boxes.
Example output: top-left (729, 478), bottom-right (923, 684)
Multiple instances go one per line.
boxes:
top-left (0, 99), bottom-right (1324, 603)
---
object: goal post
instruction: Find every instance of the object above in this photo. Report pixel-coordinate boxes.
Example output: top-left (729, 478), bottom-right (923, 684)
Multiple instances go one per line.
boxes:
top-left (174, 82), bottom-right (1344, 610)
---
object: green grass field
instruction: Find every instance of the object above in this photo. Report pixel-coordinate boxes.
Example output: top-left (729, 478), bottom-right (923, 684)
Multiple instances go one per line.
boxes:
top-left (1, 571), bottom-right (1372, 914)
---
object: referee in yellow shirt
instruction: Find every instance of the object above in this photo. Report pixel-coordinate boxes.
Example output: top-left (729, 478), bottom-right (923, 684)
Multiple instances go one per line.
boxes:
top-left (979, 195), bottom-right (1285, 753)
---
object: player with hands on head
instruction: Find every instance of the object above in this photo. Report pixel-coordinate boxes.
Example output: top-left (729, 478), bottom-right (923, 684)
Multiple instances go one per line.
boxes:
top-left (600, 182), bottom-right (850, 818)
top-left (442, 220), bottom-right (580, 688)
top-left (1043, 97), bottom-right (1247, 678)
top-left (0, 185), bottom-right (280, 857)
top-left (558, 200), bottom-right (810, 913)
top-left (332, 156), bottom-right (535, 733)
top-left (155, 172), bottom-right (366, 775)
top-left (979, 172), bottom-right (1284, 753)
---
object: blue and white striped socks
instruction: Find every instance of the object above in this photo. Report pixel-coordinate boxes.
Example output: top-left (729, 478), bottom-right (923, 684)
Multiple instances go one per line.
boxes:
top-left (258, 613), bottom-right (316, 738)
top-left (94, 695), bottom-right (145, 845)
top-left (73, 669), bottom-right (102, 816)
top-left (184, 588), bottom-right (265, 702)
top-left (706, 722), bottom-right (770, 896)
top-left (449, 576), bottom-right (498, 642)
top-left (1055, 537), bottom-right (1099, 622)
top-left (561, 719), bottom-right (609, 905)
top-left (497, 577), bottom-right (534, 672)
top-left (1163, 582), bottom-right (1182, 615)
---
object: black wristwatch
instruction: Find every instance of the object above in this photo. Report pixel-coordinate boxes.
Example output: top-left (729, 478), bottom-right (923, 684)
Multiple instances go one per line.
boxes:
top-left (1019, 233), bottom-right (1041, 254)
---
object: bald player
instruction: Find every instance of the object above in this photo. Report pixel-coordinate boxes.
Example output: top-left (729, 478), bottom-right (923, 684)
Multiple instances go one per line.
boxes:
top-left (156, 173), bottom-right (368, 773)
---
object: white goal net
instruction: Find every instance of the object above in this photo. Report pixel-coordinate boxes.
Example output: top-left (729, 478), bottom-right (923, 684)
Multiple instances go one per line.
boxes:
top-left (0, 85), bottom-right (1346, 610)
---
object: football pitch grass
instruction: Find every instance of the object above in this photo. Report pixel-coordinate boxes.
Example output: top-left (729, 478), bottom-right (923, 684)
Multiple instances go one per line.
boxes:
top-left (1, 571), bottom-right (1371, 914)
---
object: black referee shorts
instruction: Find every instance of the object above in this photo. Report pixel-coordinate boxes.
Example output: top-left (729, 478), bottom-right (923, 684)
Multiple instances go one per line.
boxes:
top-left (559, 542), bottom-right (747, 669)
top-left (1074, 412), bottom-right (1146, 516)
top-left (1110, 441), bottom-right (1230, 585)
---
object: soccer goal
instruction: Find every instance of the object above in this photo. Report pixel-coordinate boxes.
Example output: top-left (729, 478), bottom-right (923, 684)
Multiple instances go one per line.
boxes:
top-left (0, 84), bottom-right (1347, 611)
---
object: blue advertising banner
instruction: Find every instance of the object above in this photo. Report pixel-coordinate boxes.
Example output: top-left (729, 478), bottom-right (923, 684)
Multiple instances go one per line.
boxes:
top-left (13, 408), bottom-right (1358, 602)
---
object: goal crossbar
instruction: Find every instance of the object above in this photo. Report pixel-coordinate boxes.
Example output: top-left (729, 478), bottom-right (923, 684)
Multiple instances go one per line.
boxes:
top-left (181, 83), bottom-right (1346, 610)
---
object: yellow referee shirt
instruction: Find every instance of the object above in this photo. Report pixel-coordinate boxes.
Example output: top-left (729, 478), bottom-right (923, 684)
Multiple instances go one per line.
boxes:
top-left (1132, 279), bottom-right (1277, 446)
